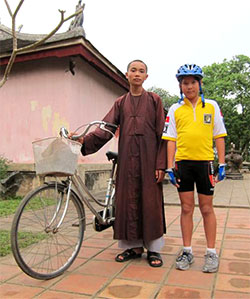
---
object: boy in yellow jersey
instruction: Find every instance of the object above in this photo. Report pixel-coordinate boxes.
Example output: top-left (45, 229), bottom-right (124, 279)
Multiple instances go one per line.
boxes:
top-left (162, 64), bottom-right (227, 272)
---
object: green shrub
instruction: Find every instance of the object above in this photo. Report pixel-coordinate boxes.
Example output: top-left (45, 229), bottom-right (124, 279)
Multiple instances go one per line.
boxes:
top-left (0, 155), bottom-right (11, 180)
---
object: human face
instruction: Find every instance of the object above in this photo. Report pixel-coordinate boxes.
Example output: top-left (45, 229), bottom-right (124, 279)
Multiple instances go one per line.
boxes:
top-left (126, 61), bottom-right (148, 87)
top-left (180, 76), bottom-right (200, 102)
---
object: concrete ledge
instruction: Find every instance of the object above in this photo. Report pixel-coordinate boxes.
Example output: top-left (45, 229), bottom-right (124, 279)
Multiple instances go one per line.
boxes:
top-left (8, 163), bottom-right (35, 172)
top-left (77, 163), bottom-right (112, 191)
top-left (7, 163), bottom-right (113, 196)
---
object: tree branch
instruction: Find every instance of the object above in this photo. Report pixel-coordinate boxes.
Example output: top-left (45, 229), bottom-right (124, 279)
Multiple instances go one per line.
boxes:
top-left (0, 51), bottom-right (18, 87)
top-left (13, 0), bottom-right (25, 18)
top-left (16, 10), bottom-right (66, 53)
top-left (0, 2), bottom-right (83, 88)
top-left (4, 0), bottom-right (13, 17)
top-left (16, 8), bottom-right (83, 53)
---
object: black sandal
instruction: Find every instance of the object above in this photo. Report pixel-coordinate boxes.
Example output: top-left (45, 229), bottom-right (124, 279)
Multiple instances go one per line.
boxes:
top-left (115, 248), bottom-right (143, 262)
top-left (147, 251), bottom-right (163, 267)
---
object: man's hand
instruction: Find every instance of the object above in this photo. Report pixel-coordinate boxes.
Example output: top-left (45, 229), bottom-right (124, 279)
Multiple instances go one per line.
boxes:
top-left (155, 170), bottom-right (165, 183)
top-left (68, 132), bottom-right (84, 144)
top-left (216, 163), bottom-right (226, 182)
top-left (166, 168), bottom-right (180, 187)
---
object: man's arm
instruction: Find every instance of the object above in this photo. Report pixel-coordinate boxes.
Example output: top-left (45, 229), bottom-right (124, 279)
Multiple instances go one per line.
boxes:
top-left (81, 97), bottom-right (122, 155)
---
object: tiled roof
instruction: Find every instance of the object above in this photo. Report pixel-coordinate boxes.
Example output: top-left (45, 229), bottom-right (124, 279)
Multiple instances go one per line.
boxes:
top-left (0, 24), bottom-right (129, 90)
top-left (0, 24), bottom-right (86, 54)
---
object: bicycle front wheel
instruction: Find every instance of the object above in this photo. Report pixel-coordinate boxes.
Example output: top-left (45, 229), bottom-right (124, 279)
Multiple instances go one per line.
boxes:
top-left (11, 182), bottom-right (85, 280)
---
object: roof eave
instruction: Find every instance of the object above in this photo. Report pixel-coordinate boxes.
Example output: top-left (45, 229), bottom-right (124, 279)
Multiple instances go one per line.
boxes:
top-left (0, 26), bottom-right (129, 90)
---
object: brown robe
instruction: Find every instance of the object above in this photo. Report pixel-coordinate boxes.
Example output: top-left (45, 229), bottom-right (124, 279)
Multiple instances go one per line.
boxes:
top-left (82, 90), bottom-right (167, 242)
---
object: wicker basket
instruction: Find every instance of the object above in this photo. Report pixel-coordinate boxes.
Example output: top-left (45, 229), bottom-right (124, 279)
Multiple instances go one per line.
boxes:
top-left (32, 137), bottom-right (82, 176)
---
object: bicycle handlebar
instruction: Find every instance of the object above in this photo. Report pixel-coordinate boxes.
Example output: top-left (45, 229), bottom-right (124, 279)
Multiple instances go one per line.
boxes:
top-left (60, 121), bottom-right (118, 140)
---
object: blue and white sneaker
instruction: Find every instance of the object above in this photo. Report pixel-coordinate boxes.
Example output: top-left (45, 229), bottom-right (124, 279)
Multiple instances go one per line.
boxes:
top-left (203, 252), bottom-right (219, 273)
top-left (176, 251), bottom-right (194, 270)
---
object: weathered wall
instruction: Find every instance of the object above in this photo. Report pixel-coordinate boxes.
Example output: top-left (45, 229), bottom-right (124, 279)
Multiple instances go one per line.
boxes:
top-left (8, 163), bottom-right (113, 196)
top-left (0, 56), bottom-right (124, 164)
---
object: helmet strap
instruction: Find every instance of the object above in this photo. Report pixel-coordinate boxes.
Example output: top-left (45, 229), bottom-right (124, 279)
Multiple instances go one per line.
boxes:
top-left (178, 90), bottom-right (184, 104)
top-left (199, 81), bottom-right (205, 108)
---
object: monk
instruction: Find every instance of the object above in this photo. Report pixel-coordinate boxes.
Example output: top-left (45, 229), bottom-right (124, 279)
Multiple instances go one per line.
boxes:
top-left (75, 60), bottom-right (166, 267)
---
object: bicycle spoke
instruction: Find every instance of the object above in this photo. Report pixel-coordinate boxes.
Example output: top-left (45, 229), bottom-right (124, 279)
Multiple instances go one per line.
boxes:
top-left (11, 184), bottom-right (84, 279)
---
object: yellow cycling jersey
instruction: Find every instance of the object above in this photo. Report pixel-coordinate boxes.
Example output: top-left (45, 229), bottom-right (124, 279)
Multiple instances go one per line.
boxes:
top-left (162, 97), bottom-right (227, 161)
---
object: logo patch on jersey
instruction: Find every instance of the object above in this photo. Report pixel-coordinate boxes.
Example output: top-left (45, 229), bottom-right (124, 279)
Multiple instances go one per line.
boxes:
top-left (204, 114), bottom-right (212, 124)
top-left (220, 110), bottom-right (226, 124)
top-left (163, 116), bottom-right (169, 133)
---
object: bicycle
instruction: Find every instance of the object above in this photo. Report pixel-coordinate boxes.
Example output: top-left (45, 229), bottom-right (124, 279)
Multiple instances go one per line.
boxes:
top-left (11, 121), bottom-right (118, 280)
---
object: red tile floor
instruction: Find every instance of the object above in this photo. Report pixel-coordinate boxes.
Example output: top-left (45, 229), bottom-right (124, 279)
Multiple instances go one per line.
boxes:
top-left (0, 175), bottom-right (249, 298)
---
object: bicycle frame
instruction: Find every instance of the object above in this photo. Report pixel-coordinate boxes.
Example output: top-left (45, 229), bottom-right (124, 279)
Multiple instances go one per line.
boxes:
top-left (48, 152), bottom-right (117, 232)
top-left (49, 121), bottom-right (118, 230)
top-left (72, 168), bottom-right (116, 226)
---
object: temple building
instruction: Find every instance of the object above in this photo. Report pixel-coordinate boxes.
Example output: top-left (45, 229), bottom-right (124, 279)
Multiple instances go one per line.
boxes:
top-left (0, 10), bottom-right (129, 194)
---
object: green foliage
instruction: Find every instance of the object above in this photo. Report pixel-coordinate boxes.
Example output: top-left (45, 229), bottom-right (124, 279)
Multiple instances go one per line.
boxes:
top-left (0, 155), bottom-right (10, 180)
top-left (0, 230), bottom-right (47, 257)
top-left (0, 197), bottom-right (22, 217)
top-left (0, 230), bottom-right (12, 257)
top-left (202, 55), bottom-right (250, 161)
top-left (0, 197), bottom-right (52, 256)
top-left (147, 86), bottom-right (179, 114)
top-left (0, 196), bottom-right (55, 217)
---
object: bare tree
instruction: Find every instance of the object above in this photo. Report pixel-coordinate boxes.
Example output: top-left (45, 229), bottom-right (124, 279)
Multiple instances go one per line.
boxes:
top-left (0, 0), bottom-right (83, 88)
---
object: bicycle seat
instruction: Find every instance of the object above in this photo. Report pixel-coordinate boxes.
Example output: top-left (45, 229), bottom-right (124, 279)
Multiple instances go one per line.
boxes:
top-left (106, 151), bottom-right (118, 163)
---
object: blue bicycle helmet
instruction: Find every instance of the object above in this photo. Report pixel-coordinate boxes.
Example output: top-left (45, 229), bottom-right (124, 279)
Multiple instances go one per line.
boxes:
top-left (176, 64), bottom-right (205, 107)
top-left (176, 64), bottom-right (204, 82)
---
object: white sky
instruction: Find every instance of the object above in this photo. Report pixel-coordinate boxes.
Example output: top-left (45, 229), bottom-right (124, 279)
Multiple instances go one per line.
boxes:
top-left (1, 0), bottom-right (250, 95)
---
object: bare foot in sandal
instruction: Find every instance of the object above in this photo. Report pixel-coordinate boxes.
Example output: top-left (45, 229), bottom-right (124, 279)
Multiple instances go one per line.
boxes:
top-left (115, 247), bottom-right (144, 262)
top-left (147, 251), bottom-right (163, 267)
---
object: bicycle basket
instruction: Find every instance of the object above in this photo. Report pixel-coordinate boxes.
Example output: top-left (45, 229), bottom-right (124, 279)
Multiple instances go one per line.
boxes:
top-left (32, 137), bottom-right (82, 176)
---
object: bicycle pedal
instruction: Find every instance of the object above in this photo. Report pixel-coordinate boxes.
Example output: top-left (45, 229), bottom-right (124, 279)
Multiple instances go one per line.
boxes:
top-left (93, 211), bottom-right (114, 232)
top-left (93, 219), bottom-right (113, 232)
top-left (72, 223), bottom-right (80, 227)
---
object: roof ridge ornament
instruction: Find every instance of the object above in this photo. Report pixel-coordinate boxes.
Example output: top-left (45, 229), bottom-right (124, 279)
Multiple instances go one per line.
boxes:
top-left (68, 1), bottom-right (85, 32)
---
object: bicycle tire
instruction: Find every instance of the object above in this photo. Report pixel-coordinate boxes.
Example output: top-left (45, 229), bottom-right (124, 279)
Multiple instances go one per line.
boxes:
top-left (11, 182), bottom-right (85, 280)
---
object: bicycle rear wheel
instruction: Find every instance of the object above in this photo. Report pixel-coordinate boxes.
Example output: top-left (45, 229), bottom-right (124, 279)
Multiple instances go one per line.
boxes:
top-left (11, 182), bottom-right (85, 280)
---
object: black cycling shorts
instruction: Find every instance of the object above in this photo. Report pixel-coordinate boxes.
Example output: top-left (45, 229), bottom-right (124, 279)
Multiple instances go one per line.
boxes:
top-left (175, 160), bottom-right (215, 195)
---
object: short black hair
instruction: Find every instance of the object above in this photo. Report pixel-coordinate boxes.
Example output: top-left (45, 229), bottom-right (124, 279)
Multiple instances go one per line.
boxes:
top-left (179, 76), bottom-right (201, 83)
top-left (127, 60), bottom-right (148, 73)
